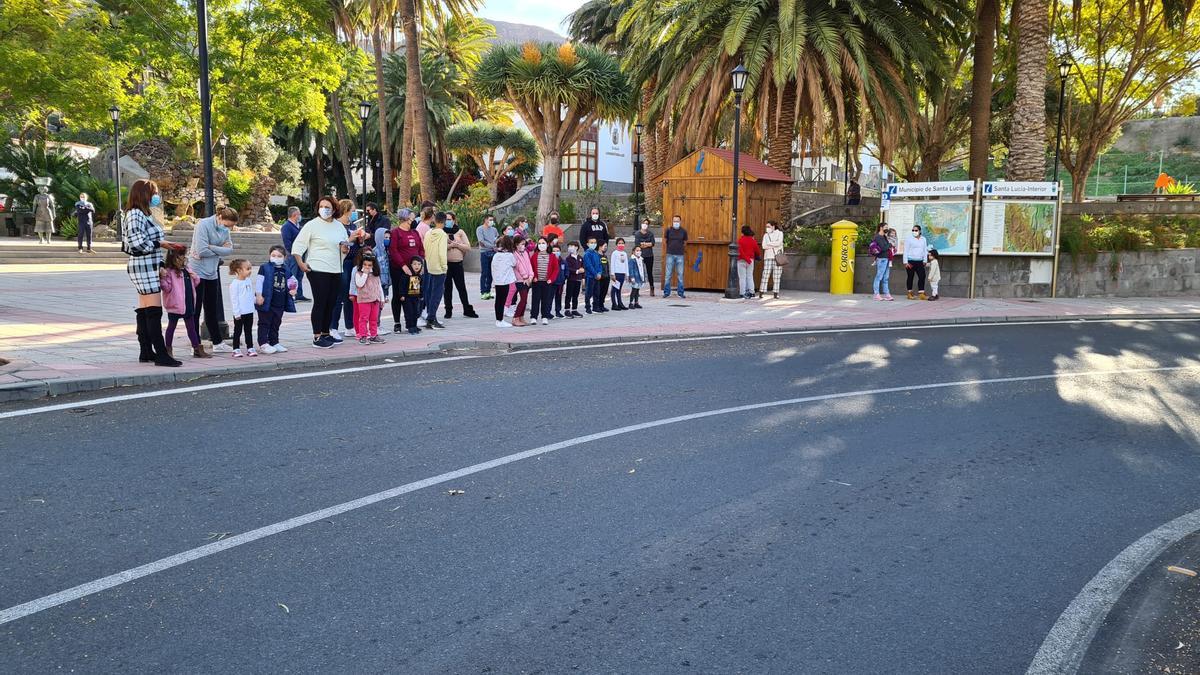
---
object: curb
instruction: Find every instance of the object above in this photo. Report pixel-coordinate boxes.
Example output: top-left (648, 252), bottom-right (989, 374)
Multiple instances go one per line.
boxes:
top-left (3, 312), bottom-right (1199, 403)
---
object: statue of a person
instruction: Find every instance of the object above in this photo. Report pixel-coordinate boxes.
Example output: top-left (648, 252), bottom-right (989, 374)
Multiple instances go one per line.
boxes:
top-left (33, 185), bottom-right (56, 244)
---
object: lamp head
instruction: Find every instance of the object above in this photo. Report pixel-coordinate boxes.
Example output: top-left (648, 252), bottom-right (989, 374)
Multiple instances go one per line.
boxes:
top-left (731, 65), bottom-right (749, 94)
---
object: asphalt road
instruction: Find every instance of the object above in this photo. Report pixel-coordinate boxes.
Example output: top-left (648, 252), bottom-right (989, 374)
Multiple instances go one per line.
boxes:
top-left (3, 320), bottom-right (1200, 673)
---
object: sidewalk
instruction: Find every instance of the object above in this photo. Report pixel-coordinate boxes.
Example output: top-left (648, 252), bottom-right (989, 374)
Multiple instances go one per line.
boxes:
top-left (3, 263), bottom-right (1200, 401)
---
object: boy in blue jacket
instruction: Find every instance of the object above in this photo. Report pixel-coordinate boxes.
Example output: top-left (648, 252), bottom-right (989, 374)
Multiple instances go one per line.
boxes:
top-left (583, 238), bottom-right (602, 315)
top-left (253, 245), bottom-right (298, 354)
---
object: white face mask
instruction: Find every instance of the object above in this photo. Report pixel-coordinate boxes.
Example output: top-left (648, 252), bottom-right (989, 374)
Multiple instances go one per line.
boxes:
top-left (537, 242), bottom-right (547, 251)
top-left (568, 246), bottom-right (577, 254)
top-left (672, 221), bottom-right (681, 229)
top-left (766, 227), bottom-right (774, 234)
top-left (270, 255), bottom-right (285, 265)
top-left (640, 223), bottom-right (648, 230)
top-left (319, 207), bottom-right (333, 220)
top-left (591, 214), bottom-right (599, 221)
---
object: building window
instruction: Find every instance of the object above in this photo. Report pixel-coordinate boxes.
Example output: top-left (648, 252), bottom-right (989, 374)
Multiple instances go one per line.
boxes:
top-left (562, 129), bottom-right (598, 191)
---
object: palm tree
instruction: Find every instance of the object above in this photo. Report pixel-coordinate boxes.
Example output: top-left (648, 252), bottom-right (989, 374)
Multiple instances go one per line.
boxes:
top-left (474, 41), bottom-right (635, 224)
top-left (399, 0), bottom-right (431, 203)
top-left (1006, 0), bottom-right (1050, 181)
top-left (445, 121), bottom-right (540, 202)
top-left (968, 0), bottom-right (1000, 180)
top-left (369, 0), bottom-right (399, 210)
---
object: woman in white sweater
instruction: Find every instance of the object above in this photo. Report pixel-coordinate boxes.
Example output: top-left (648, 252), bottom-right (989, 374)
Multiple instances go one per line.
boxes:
top-left (903, 225), bottom-right (930, 300)
top-left (292, 196), bottom-right (350, 348)
top-left (759, 220), bottom-right (785, 298)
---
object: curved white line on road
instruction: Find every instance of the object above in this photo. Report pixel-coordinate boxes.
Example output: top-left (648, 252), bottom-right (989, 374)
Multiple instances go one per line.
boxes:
top-left (2, 317), bottom-right (1197, 420)
top-left (1027, 507), bottom-right (1200, 674)
top-left (1, 363), bottom-right (1197, 627)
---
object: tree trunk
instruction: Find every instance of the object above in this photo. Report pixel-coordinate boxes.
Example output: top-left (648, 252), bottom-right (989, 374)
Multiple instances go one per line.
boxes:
top-left (488, 179), bottom-right (498, 204)
top-left (401, 0), bottom-right (435, 203)
top-left (399, 92), bottom-right (413, 207)
top-left (329, 90), bottom-right (358, 204)
top-left (315, 131), bottom-right (326, 198)
top-left (767, 78), bottom-right (798, 225)
top-left (968, 0), bottom-right (999, 180)
top-left (1007, 0), bottom-right (1050, 181)
top-left (537, 154), bottom-right (562, 226)
top-left (371, 25), bottom-right (395, 212)
top-left (640, 79), bottom-right (659, 216)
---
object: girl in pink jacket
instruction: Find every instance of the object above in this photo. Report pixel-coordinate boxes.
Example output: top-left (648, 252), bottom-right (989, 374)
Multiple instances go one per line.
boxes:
top-left (159, 246), bottom-right (210, 358)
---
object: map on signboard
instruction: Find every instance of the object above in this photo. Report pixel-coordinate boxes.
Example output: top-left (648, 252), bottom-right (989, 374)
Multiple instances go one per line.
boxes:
top-left (888, 201), bottom-right (972, 255)
top-left (979, 201), bottom-right (1056, 255)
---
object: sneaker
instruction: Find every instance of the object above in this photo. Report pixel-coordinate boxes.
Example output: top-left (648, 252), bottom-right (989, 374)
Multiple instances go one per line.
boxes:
top-left (419, 318), bottom-right (429, 328)
top-left (884, 295), bottom-right (895, 301)
top-left (369, 335), bottom-right (386, 344)
top-left (247, 348), bottom-right (258, 357)
top-left (311, 335), bottom-right (332, 349)
top-left (358, 336), bottom-right (370, 345)
top-left (555, 312), bottom-right (564, 319)
top-left (444, 311), bottom-right (453, 319)
top-left (498, 321), bottom-right (513, 328)
top-left (662, 292), bottom-right (671, 298)
top-left (541, 318), bottom-right (549, 325)
top-left (233, 349), bottom-right (244, 358)
top-left (408, 328), bottom-right (421, 335)
top-left (873, 294), bottom-right (882, 301)
top-left (428, 320), bottom-right (446, 330)
top-left (928, 295), bottom-right (939, 301)
top-left (585, 308), bottom-right (592, 315)
top-left (329, 331), bottom-right (344, 343)
top-left (211, 343), bottom-right (233, 353)
top-left (296, 296), bottom-right (310, 302)
top-left (394, 323), bottom-right (404, 334)
top-left (272, 343), bottom-right (287, 353)
top-left (679, 294), bottom-right (686, 299)
top-left (463, 309), bottom-right (479, 318)
top-left (259, 344), bottom-right (276, 354)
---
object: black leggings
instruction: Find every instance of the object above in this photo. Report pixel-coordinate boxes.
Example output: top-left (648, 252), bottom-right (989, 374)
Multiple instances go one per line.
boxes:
top-left (195, 276), bottom-right (226, 345)
top-left (307, 270), bottom-right (341, 335)
top-left (566, 279), bottom-right (581, 310)
top-left (77, 220), bottom-right (93, 249)
top-left (643, 256), bottom-right (654, 292)
top-left (231, 313), bottom-right (254, 349)
top-left (391, 272), bottom-right (411, 328)
top-left (494, 283), bottom-right (512, 321)
top-left (906, 261), bottom-right (927, 292)
top-left (443, 261), bottom-right (471, 313)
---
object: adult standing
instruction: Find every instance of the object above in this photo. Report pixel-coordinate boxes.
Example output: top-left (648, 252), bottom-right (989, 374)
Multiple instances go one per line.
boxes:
top-left (422, 212), bottom-right (449, 329)
top-left (476, 214), bottom-right (498, 300)
top-left (442, 211), bottom-right (478, 318)
top-left (33, 185), bottom-right (56, 244)
top-left (663, 214), bottom-right (688, 299)
top-left (869, 223), bottom-right (895, 301)
top-left (579, 207), bottom-right (609, 249)
top-left (329, 198), bottom-right (367, 341)
top-left (365, 203), bottom-right (391, 250)
top-left (121, 179), bottom-right (181, 367)
top-left (387, 210), bottom-right (424, 333)
top-left (292, 196), bottom-right (350, 348)
top-left (904, 224), bottom-right (930, 300)
top-left (847, 179), bottom-right (862, 206)
top-left (191, 206), bottom-right (237, 353)
top-left (415, 205), bottom-right (434, 239)
top-left (280, 206), bottom-right (308, 301)
top-left (74, 192), bottom-right (96, 254)
top-left (541, 210), bottom-right (564, 242)
top-left (632, 218), bottom-right (656, 295)
top-left (759, 220), bottom-right (784, 299)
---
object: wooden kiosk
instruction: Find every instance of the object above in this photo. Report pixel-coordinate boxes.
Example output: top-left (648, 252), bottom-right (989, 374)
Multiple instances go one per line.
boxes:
top-left (653, 147), bottom-right (793, 290)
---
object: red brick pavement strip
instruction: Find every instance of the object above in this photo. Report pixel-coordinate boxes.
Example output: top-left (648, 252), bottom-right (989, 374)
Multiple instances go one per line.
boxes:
top-left (4, 266), bottom-right (1200, 401)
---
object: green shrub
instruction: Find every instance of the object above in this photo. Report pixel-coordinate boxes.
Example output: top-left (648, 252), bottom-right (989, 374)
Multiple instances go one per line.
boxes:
top-left (558, 201), bottom-right (576, 224)
top-left (1089, 224), bottom-right (1150, 251)
top-left (223, 169), bottom-right (253, 212)
top-left (58, 215), bottom-right (78, 240)
top-left (786, 225), bottom-right (833, 256)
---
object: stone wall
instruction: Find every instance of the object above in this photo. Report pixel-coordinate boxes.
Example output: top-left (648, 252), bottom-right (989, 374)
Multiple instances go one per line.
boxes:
top-left (780, 248), bottom-right (1200, 298)
top-left (1062, 200), bottom-right (1200, 216)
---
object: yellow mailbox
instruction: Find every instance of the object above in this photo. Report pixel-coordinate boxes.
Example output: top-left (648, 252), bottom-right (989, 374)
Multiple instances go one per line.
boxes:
top-left (830, 220), bottom-right (857, 294)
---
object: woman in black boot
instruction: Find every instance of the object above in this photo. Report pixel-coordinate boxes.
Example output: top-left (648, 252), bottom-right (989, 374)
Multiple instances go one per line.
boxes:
top-left (122, 179), bottom-right (181, 367)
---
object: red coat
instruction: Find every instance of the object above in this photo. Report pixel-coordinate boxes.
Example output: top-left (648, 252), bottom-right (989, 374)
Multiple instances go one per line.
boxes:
top-left (737, 235), bottom-right (761, 263)
top-left (529, 251), bottom-right (560, 283)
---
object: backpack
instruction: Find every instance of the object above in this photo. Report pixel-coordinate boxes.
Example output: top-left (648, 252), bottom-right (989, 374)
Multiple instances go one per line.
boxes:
top-left (868, 240), bottom-right (882, 257)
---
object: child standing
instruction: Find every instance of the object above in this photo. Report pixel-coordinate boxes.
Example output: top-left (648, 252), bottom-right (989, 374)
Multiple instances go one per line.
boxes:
top-left (582, 239), bottom-right (601, 315)
top-left (159, 246), bottom-right (209, 359)
top-left (228, 259), bottom-right (257, 357)
top-left (565, 241), bottom-right (584, 318)
top-left (609, 238), bottom-right (629, 310)
top-left (927, 249), bottom-right (941, 301)
top-left (254, 245), bottom-right (298, 354)
top-left (594, 241), bottom-right (611, 313)
top-left (491, 236), bottom-right (517, 328)
top-left (374, 227), bottom-right (391, 326)
top-left (403, 257), bottom-right (425, 334)
top-left (628, 244), bottom-right (646, 309)
top-left (352, 251), bottom-right (387, 344)
top-left (529, 237), bottom-right (559, 325)
top-left (736, 225), bottom-right (761, 299)
top-left (552, 242), bottom-right (567, 318)
top-left (512, 235), bottom-right (534, 327)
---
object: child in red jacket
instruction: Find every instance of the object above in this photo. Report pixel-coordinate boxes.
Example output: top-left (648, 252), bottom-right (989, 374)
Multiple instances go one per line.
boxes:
top-left (736, 225), bottom-right (761, 299)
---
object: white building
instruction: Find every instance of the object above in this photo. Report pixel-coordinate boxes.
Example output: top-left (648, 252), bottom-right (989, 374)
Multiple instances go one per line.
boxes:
top-left (512, 117), bottom-right (635, 193)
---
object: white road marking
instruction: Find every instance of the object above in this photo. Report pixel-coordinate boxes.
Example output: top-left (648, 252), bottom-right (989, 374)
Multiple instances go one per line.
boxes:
top-left (1027, 506), bottom-right (1200, 674)
top-left (0, 363), bottom-right (1196, 627)
top-left (2, 317), bottom-right (1197, 420)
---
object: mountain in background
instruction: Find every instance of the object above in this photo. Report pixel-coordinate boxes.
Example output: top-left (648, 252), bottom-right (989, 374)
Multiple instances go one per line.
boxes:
top-left (484, 19), bottom-right (567, 45)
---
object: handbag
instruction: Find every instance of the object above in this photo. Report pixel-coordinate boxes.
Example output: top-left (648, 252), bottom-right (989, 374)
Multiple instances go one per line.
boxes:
top-left (774, 252), bottom-right (788, 267)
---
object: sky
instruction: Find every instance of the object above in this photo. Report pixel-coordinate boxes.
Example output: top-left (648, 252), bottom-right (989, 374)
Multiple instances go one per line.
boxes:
top-left (480, 0), bottom-right (585, 35)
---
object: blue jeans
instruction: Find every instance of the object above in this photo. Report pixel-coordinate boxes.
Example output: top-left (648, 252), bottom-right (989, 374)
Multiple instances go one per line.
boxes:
top-left (872, 259), bottom-right (891, 296)
top-left (330, 256), bottom-right (355, 331)
top-left (285, 257), bottom-right (306, 299)
top-left (479, 249), bottom-right (495, 294)
top-left (664, 254), bottom-right (685, 296)
top-left (423, 273), bottom-right (446, 319)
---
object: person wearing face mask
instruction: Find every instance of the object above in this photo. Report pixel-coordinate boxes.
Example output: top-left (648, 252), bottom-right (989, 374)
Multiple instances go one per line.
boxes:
top-left (75, 192), bottom-right (96, 254)
top-left (420, 212), bottom-right (450, 329)
top-left (564, 241), bottom-right (585, 317)
top-left (529, 237), bottom-right (559, 324)
top-left (254, 245), bottom-right (298, 354)
top-left (280, 206), bottom-right (308, 301)
top-left (542, 211), bottom-right (564, 242)
top-left (609, 237), bottom-right (629, 310)
top-left (442, 211), bottom-right (479, 319)
top-left (904, 224), bottom-right (930, 300)
top-left (476, 215), bottom-right (499, 299)
top-left (123, 179), bottom-right (183, 367)
top-left (582, 238), bottom-right (602, 314)
top-left (292, 196), bottom-right (350, 348)
top-left (759, 220), bottom-right (785, 299)
top-left (663, 215), bottom-right (688, 298)
top-left (580, 207), bottom-right (609, 249)
top-left (190, 206), bottom-right (239, 353)
top-left (633, 218), bottom-right (656, 295)
top-left (329, 198), bottom-right (368, 341)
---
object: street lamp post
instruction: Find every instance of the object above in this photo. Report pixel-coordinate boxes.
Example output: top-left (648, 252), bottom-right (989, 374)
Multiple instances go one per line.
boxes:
top-left (725, 65), bottom-right (749, 300)
top-left (359, 100), bottom-right (371, 207)
top-left (197, 0), bottom-right (215, 215)
top-left (219, 134), bottom-right (228, 170)
top-left (632, 122), bottom-right (644, 227)
top-left (1053, 55), bottom-right (1071, 186)
top-left (108, 106), bottom-right (122, 225)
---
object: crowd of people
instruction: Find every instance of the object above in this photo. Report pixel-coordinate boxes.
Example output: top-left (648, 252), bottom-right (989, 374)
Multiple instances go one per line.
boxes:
top-left (121, 178), bottom-right (791, 367)
top-left (867, 223), bottom-right (942, 301)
